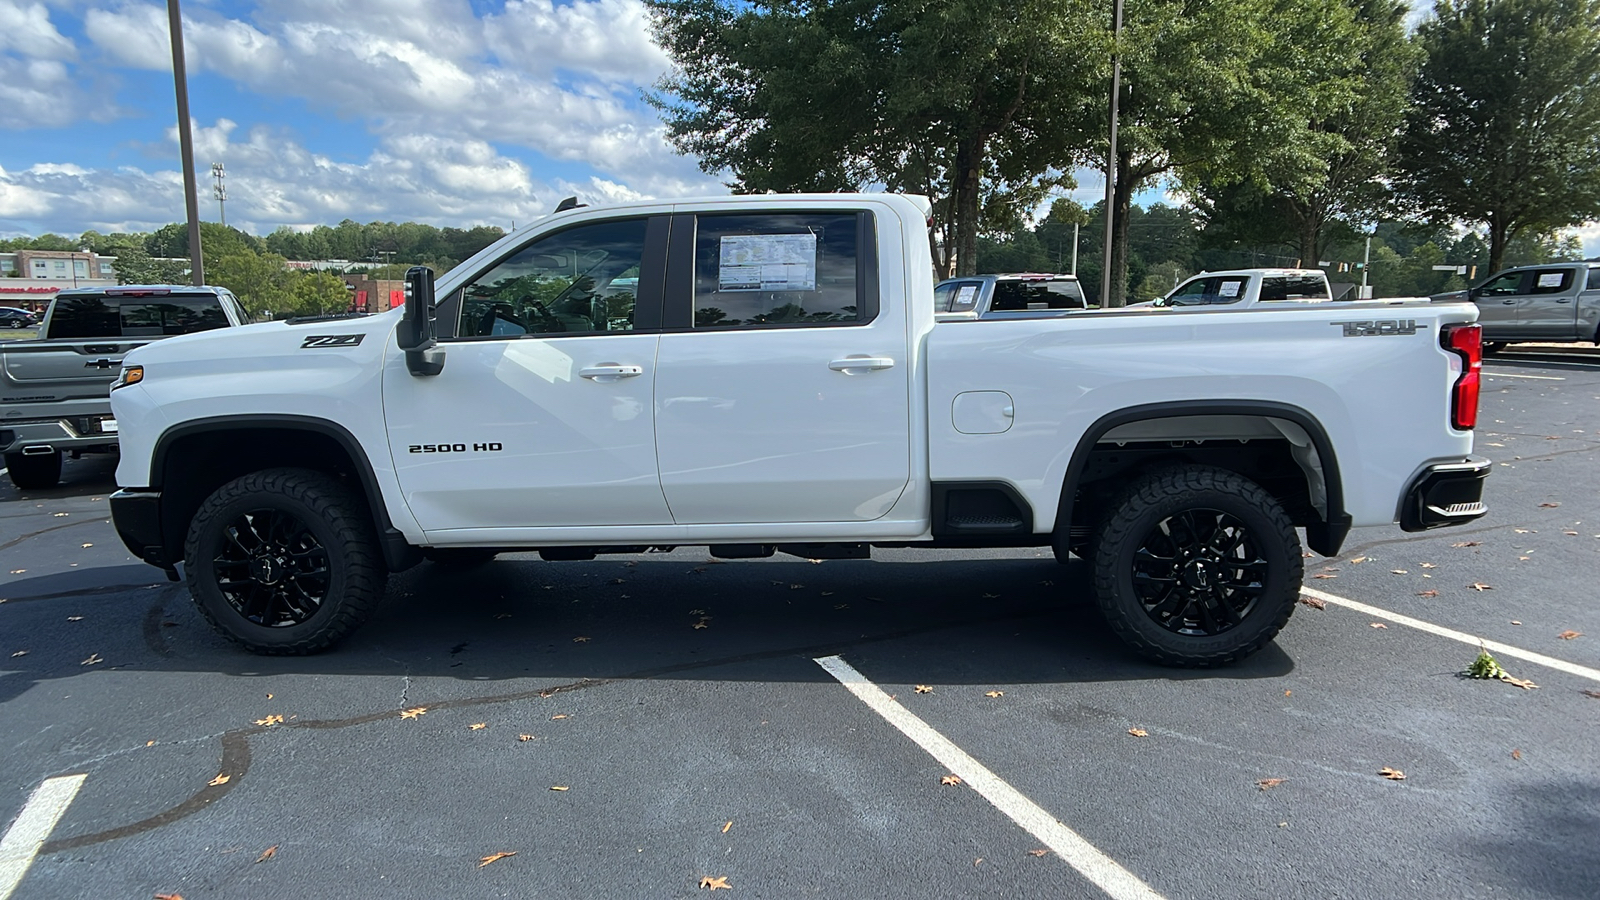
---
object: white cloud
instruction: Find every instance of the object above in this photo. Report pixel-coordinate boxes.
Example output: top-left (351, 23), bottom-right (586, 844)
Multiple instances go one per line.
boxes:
top-left (1572, 222), bottom-right (1600, 260)
top-left (484, 0), bottom-right (671, 85)
top-left (0, 2), bottom-right (76, 59)
top-left (0, 56), bottom-right (83, 128)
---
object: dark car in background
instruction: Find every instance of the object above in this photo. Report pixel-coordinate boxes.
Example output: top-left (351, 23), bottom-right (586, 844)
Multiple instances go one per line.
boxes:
top-left (0, 307), bottom-right (39, 328)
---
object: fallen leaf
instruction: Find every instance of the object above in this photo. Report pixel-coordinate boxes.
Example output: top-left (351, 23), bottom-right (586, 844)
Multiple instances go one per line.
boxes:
top-left (469, 723), bottom-right (487, 731)
top-left (1298, 595), bottom-right (1326, 610)
top-left (1469, 582), bottom-right (1493, 591)
top-left (1514, 528), bottom-right (1534, 534)
top-left (1452, 541), bottom-right (1481, 548)
top-left (478, 851), bottom-right (516, 868)
top-left (10, 650), bottom-right (25, 657)
top-left (518, 734), bottom-right (534, 742)
top-left (1284, 690), bottom-right (1291, 696)
top-left (692, 619), bottom-right (709, 629)
top-left (253, 714), bottom-right (284, 726)
top-left (266, 693), bottom-right (273, 700)
top-left (1557, 630), bottom-right (1582, 640)
top-left (53, 512), bottom-right (68, 517)
top-left (255, 845), bottom-right (278, 863)
top-left (551, 714), bottom-right (568, 720)
top-left (610, 578), bottom-right (626, 584)
top-left (1370, 622), bottom-right (1388, 629)
top-left (982, 593), bottom-right (999, 598)
top-left (67, 615), bottom-right (82, 621)
top-left (208, 774), bottom-right (231, 786)
top-left (1511, 749), bottom-right (1522, 760)
top-left (1349, 556), bottom-right (1368, 564)
top-left (821, 591), bottom-right (834, 596)
top-left (154, 893), bottom-right (184, 900)
top-left (722, 821), bottom-right (732, 834)
top-left (1028, 849), bottom-right (1049, 857)
top-left (1256, 778), bottom-right (1286, 790)
top-left (1421, 563), bottom-right (1437, 569)
top-left (549, 785), bottom-right (569, 792)
top-left (1511, 620), bottom-right (1522, 625)
top-left (789, 584), bottom-right (805, 590)
top-left (1378, 767), bottom-right (1406, 781)
top-left (915, 685), bottom-right (933, 694)
top-left (1565, 531), bottom-right (1580, 536)
top-left (146, 740), bottom-right (155, 746)
top-left (1311, 573), bottom-right (1337, 580)
top-left (80, 653), bottom-right (103, 666)
top-left (1582, 690), bottom-right (1600, 700)
top-left (81, 543), bottom-right (93, 548)
top-left (572, 636), bottom-right (590, 643)
top-left (1539, 502), bottom-right (1560, 508)
top-left (400, 707), bottom-right (428, 720)
top-left (974, 858), bottom-right (984, 866)
top-left (494, 613), bottom-right (512, 619)
top-left (1502, 674), bottom-right (1539, 690)
top-left (699, 875), bottom-right (731, 891)
top-left (984, 690), bottom-right (1004, 698)
top-left (1390, 569), bottom-right (1408, 575)
top-left (1127, 728), bottom-right (1148, 738)
top-left (1416, 590), bottom-right (1440, 598)
top-left (941, 775), bottom-right (962, 786)
top-left (833, 604), bottom-right (849, 609)
top-left (8, 570), bottom-right (24, 574)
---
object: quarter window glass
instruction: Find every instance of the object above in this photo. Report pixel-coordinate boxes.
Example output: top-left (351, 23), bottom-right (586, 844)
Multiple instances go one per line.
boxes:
top-left (119, 298), bottom-right (231, 335)
top-left (693, 213), bottom-right (862, 327)
top-left (1587, 268), bottom-right (1600, 290)
top-left (45, 296), bottom-right (119, 337)
top-left (933, 283), bottom-right (956, 313)
top-left (457, 218), bottom-right (647, 338)
top-left (1528, 270), bottom-right (1572, 294)
top-left (991, 279), bottom-right (1086, 310)
top-left (1477, 272), bottom-right (1522, 296)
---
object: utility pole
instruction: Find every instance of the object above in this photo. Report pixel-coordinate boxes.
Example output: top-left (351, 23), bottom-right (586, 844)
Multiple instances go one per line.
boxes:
top-left (212, 163), bottom-right (227, 228)
top-left (1071, 222), bottom-right (1079, 276)
top-left (167, 0), bottom-right (204, 285)
top-left (1361, 234), bottom-right (1371, 299)
top-left (1099, 0), bottom-right (1124, 307)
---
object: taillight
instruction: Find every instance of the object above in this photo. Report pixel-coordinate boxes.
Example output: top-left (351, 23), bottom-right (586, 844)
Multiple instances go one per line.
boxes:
top-left (1442, 323), bottom-right (1480, 430)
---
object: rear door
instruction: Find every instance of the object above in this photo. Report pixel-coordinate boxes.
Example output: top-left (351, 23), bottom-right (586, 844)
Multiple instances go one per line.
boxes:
top-left (1519, 267), bottom-right (1581, 338)
top-left (652, 208), bottom-right (912, 524)
top-left (1470, 269), bottom-right (1526, 338)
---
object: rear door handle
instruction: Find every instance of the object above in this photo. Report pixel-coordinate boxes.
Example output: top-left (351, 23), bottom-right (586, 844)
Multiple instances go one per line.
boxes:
top-left (1555, 298), bottom-right (1571, 303)
top-left (579, 365), bottom-right (644, 381)
top-left (828, 357), bottom-right (895, 373)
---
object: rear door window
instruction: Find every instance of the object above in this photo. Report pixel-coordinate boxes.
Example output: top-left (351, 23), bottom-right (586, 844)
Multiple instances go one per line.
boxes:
top-left (691, 212), bottom-right (870, 328)
top-left (991, 279), bottom-right (1086, 311)
top-left (1528, 269), bottom-right (1573, 294)
top-left (1260, 276), bottom-right (1327, 301)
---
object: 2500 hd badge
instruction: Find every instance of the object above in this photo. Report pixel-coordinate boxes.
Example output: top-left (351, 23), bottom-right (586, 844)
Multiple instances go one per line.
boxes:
top-left (408, 442), bottom-right (503, 453)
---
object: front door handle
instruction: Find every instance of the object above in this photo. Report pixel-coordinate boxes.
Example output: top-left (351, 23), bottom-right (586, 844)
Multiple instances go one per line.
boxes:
top-left (828, 356), bottom-right (895, 373)
top-left (579, 364), bottom-right (644, 382)
top-left (1502, 300), bottom-right (1516, 305)
top-left (1555, 298), bottom-right (1571, 303)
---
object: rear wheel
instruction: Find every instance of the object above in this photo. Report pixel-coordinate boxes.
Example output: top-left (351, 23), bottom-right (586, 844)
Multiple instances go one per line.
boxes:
top-left (1090, 465), bottom-right (1302, 667)
top-left (185, 468), bottom-right (385, 654)
top-left (5, 451), bottom-right (62, 490)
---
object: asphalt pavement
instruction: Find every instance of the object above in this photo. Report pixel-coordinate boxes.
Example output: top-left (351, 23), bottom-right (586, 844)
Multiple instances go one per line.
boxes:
top-left (1, 347), bottom-right (1596, 899)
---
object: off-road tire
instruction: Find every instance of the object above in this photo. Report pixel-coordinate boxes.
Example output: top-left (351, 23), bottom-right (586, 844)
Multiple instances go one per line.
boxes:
top-left (421, 547), bottom-right (499, 566)
top-left (185, 468), bottom-right (385, 654)
top-left (6, 451), bottom-right (62, 490)
top-left (1091, 465), bottom-right (1302, 667)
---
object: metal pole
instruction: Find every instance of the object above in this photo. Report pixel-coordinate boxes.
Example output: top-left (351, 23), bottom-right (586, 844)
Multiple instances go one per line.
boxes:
top-left (1071, 222), bottom-right (1079, 275)
top-left (1361, 234), bottom-right (1371, 298)
top-left (167, 0), bottom-right (204, 285)
top-left (1099, 0), bottom-right (1123, 307)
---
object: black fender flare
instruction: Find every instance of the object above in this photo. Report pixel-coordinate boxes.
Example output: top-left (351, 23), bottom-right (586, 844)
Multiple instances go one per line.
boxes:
top-left (1052, 400), bottom-right (1351, 557)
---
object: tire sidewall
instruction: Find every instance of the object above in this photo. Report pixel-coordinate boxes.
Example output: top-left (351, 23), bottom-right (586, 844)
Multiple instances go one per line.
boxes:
top-left (1099, 480), bottom-right (1300, 661)
top-left (186, 484), bottom-right (352, 650)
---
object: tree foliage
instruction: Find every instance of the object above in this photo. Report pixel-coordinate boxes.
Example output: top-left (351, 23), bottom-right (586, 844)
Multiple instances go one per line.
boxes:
top-left (646, 0), bottom-right (1105, 276)
top-left (1396, 0), bottom-right (1600, 273)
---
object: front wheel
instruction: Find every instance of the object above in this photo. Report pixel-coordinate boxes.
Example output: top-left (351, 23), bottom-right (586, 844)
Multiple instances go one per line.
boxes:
top-left (1091, 466), bottom-right (1302, 667)
top-left (185, 468), bottom-right (386, 654)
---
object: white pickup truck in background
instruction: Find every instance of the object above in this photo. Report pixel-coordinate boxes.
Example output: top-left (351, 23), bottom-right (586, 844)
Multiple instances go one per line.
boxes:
top-left (1133, 268), bottom-right (1337, 309)
top-left (106, 194), bottom-right (1489, 667)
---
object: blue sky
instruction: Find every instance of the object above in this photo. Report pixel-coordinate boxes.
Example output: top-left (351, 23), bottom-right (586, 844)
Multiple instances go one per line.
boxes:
top-left (2, 0), bottom-right (1597, 257)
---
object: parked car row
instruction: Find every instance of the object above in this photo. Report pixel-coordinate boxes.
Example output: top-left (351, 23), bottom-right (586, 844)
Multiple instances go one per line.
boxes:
top-left (1431, 261), bottom-right (1600, 351)
top-left (0, 307), bottom-right (41, 328)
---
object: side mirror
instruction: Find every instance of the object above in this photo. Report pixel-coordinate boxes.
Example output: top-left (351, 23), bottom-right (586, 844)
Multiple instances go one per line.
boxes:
top-left (399, 266), bottom-right (445, 376)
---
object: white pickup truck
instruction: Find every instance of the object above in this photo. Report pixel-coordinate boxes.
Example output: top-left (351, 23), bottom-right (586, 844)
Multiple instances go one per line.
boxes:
top-left (1134, 268), bottom-right (1336, 308)
top-left (106, 194), bottom-right (1490, 666)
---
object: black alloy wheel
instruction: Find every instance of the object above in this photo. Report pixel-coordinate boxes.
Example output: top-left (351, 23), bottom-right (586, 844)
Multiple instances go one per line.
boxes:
top-left (1129, 508), bottom-right (1266, 637)
top-left (186, 468), bottom-right (385, 654)
top-left (212, 506), bottom-right (332, 627)
top-left (1090, 465), bottom-right (1302, 667)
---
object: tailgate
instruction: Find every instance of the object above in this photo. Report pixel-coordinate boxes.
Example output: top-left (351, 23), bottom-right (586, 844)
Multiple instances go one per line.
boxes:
top-left (2, 340), bottom-right (146, 397)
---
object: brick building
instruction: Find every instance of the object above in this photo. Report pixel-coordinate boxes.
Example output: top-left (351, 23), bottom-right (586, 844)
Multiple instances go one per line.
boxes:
top-left (0, 249), bottom-right (119, 312)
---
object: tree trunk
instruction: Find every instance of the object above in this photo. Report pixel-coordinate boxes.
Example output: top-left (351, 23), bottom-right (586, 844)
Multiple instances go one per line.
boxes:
top-left (953, 137), bottom-right (984, 276)
top-left (1107, 148), bottom-right (1137, 307)
top-left (1487, 212), bottom-right (1508, 275)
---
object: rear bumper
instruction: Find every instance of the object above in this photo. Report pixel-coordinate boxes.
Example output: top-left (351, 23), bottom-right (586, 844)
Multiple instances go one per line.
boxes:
top-left (1400, 457), bottom-right (1491, 531)
top-left (110, 489), bottom-right (174, 569)
top-left (0, 414), bottom-right (120, 455)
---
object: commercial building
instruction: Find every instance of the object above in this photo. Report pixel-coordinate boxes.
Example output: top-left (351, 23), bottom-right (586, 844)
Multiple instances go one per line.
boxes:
top-left (0, 249), bottom-right (119, 312)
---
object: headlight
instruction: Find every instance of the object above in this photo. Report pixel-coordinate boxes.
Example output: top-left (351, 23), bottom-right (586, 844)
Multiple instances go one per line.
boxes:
top-left (111, 365), bottom-right (144, 390)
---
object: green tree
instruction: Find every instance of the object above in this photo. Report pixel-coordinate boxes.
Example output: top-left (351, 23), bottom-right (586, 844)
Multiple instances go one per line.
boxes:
top-left (289, 271), bottom-right (353, 316)
top-left (647, 0), bottom-right (1104, 276)
top-left (111, 246), bottom-right (189, 285)
top-left (1396, 0), bottom-right (1600, 273)
top-left (210, 251), bottom-right (293, 316)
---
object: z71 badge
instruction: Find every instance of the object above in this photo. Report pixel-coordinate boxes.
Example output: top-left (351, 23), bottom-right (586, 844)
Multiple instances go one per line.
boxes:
top-left (1332, 319), bottom-right (1419, 337)
top-left (301, 334), bottom-right (365, 348)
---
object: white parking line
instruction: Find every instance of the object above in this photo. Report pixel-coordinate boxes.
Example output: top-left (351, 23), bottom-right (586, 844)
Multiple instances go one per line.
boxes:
top-left (1482, 372), bottom-right (1564, 380)
top-left (814, 655), bottom-right (1165, 900)
top-left (1302, 586), bottom-right (1600, 683)
top-left (0, 774), bottom-right (87, 900)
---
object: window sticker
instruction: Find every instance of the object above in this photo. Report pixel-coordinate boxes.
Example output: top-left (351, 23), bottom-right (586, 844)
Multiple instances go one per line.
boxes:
top-left (953, 285), bottom-right (979, 309)
top-left (1218, 279), bottom-right (1242, 298)
top-left (1537, 272), bottom-right (1565, 288)
top-left (719, 233), bottom-right (818, 292)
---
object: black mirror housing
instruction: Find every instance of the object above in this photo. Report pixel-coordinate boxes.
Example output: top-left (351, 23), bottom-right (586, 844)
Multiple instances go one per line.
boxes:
top-left (399, 266), bottom-right (445, 376)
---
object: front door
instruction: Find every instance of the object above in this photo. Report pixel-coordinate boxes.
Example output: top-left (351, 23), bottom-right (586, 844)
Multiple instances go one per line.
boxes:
top-left (1470, 269), bottom-right (1526, 339)
top-left (653, 210), bottom-right (912, 524)
top-left (385, 215), bottom-right (673, 533)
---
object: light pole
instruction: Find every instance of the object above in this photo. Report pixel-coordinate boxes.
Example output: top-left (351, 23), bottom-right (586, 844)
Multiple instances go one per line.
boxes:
top-left (167, 0), bottom-right (204, 285)
top-left (1099, 0), bottom-right (1124, 307)
top-left (212, 163), bottom-right (227, 228)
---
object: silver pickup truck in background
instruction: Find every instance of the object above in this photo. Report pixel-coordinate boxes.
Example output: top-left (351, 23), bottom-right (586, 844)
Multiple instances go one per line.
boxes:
top-left (1432, 262), bottom-right (1600, 352)
top-left (0, 285), bottom-right (246, 489)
